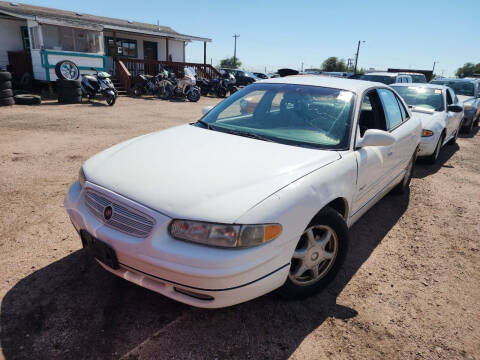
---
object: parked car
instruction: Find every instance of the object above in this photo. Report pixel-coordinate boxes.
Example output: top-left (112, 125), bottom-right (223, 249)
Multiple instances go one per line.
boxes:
top-left (405, 72), bottom-right (427, 83)
top-left (359, 72), bottom-right (412, 84)
top-left (65, 76), bottom-right (421, 308)
top-left (253, 72), bottom-right (269, 79)
top-left (219, 68), bottom-right (258, 86)
top-left (391, 83), bottom-right (463, 163)
top-left (430, 78), bottom-right (480, 133)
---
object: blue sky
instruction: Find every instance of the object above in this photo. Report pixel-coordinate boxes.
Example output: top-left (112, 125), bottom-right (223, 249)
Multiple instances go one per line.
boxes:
top-left (19, 0), bottom-right (480, 76)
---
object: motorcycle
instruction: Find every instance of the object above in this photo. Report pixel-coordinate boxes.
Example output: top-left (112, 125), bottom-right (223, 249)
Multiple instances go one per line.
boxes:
top-left (81, 67), bottom-right (118, 106)
top-left (130, 72), bottom-right (163, 97)
top-left (157, 67), bottom-right (200, 102)
top-left (197, 71), bottom-right (238, 98)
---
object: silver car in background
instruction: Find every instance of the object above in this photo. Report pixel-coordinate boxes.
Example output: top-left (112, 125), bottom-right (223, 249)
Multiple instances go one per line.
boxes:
top-left (430, 78), bottom-right (480, 133)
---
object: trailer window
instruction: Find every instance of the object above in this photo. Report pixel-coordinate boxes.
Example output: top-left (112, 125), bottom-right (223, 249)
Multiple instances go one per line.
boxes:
top-left (42, 24), bottom-right (102, 53)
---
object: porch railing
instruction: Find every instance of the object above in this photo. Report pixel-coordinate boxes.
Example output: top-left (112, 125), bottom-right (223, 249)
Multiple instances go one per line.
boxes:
top-left (119, 57), bottom-right (221, 81)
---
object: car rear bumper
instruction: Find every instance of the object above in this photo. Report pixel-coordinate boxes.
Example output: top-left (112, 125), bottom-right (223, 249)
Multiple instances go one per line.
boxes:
top-left (64, 181), bottom-right (292, 308)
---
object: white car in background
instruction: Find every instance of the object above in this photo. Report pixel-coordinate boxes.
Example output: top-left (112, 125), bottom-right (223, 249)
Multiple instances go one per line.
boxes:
top-left (65, 76), bottom-right (421, 308)
top-left (391, 83), bottom-right (464, 164)
top-left (359, 72), bottom-right (412, 85)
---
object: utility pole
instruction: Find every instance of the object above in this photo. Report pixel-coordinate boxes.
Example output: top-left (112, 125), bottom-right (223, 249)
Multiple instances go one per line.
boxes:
top-left (233, 34), bottom-right (240, 68)
top-left (301, 62), bottom-right (304, 72)
top-left (432, 60), bottom-right (437, 74)
top-left (354, 40), bottom-right (365, 75)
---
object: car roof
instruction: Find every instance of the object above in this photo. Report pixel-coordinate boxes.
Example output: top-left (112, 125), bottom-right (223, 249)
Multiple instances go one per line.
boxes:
top-left (391, 83), bottom-right (447, 91)
top-left (260, 75), bottom-right (390, 93)
top-left (363, 72), bottom-right (397, 77)
top-left (432, 78), bottom-right (478, 83)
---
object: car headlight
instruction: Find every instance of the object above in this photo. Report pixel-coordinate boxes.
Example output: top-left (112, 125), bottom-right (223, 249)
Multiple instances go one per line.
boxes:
top-left (422, 129), bottom-right (434, 137)
top-left (78, 167), bottom-right (86, 187)
top-left (463, 103), bottom-right (473, 111)
top-left (169, 220), bottom-right (282, 248)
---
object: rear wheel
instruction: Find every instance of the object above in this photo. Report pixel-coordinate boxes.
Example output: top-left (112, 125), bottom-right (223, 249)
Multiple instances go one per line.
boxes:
top-left (157, 85), bottom-right (172, 100)
top-left (216, 87), bottom-right (227, 98)
top-left (279, 207), bottom-right (349, 299)
top-left (130, 85), bottom-right (142, 97)
top-left (229, 86), bottom-right (239, 95)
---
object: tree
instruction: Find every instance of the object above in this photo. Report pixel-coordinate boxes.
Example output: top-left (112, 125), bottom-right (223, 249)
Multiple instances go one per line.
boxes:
top-left (455, 62), bottom-right (480, 78)
top-left (321, 57), bottom-right (347, 72)
top-left (219, 57), bottom-right (242, 69)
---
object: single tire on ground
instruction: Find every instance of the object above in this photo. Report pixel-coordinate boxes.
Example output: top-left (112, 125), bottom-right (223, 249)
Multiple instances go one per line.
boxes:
top-left (0, 81), bottom-right (12, 90)
top-left (58, 87), bottom-right (83, 98)
top-left (0, 89), bottom-right (13, 98)
top-left (279, 207), bottom-right (349, 299)
top-left (0, 97), bottom-right (14, 106)
top-left (0, 72), bottom-right (12, 82)
top-left (56, 79), bottom-right (82, 88)
top-left (58, 95), bottom-right (82, 104)
top-left (14, 94), bottom-right (41, 105)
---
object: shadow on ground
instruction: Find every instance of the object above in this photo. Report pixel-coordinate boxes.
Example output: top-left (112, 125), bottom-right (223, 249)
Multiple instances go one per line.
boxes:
top-left (1, 192), bottom-right (410, 359)
top-left (414, 142), bottom-right (459, 179)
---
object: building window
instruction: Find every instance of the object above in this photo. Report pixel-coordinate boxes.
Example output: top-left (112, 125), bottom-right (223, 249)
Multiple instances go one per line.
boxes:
top-left (30, 26), bottom-right (40, 49)
top-left (104, 37), bottom-right (137, 58)
top-left (21, 26), bottom-right (30, 51)
top-left (42, 24), bottom-right (102, 53)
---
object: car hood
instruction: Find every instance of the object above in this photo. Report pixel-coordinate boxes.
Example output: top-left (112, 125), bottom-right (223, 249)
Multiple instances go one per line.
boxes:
top-left (83, 125), bottom-right (341, 223)
top-left (457, 95), bottom-right (474, 103)
top-left (411, 109), bottom-right (445, 129)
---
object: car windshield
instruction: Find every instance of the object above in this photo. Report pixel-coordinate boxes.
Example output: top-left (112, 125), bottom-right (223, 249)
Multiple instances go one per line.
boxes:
top-left (359, 75), bottom-right (395, 85)
top-left (431, 80), bottom-right (475, 96)
top-left (392, 86), bottom-right (444, 111)
top-left (199, 83), bottom-right (355, 149)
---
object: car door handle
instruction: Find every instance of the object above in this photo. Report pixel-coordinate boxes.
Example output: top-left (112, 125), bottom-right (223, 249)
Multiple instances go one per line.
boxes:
top-left (387, 151), bottom-right (393, 156)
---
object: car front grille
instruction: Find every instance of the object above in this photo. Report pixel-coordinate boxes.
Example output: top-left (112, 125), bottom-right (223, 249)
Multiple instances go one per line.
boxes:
top-left (84, 190), bottom-right (155, 238)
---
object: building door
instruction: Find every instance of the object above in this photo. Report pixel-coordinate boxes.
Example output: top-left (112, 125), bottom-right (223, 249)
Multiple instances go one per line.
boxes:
top-left (143, 41), bottom-right (158, 75)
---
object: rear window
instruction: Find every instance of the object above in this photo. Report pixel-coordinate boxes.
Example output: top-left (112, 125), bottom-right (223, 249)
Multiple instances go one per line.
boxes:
top-left (359, 75), bottom-right (395, 85)
top-left (410, 74), bottom-right (427, 83)
top-left (392, 86), bottom-right (444, 111)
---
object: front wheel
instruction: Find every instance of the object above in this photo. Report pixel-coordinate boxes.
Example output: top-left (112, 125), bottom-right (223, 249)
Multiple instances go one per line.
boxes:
top-left (157, 85), bottom-right (172, 100)
top-left (187, 88), bottom-right (200, 102)
top-left (105, 94), bottom-right (116, 106)
top-left (279, 207), bottom-right (349, 299)
top-left (426, 134), bottom-right (444, 164)
top-left (216, 86), bottom-right (227, 98)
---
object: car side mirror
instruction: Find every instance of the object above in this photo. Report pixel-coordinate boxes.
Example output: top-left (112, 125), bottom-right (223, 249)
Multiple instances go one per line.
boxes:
top-left (447, 104), bottom-right (463, 113)
top-left (357, 129), bottom-right (395, 148)
top-left (202, 106), bottom-right (213, 115)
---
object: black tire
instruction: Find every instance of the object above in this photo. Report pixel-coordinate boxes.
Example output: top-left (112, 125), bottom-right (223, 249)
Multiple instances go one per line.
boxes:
top-left (392, 151), bottom-right (417, 195)
top-left (58, 87), bottom-right (83, 97)
top-left (462, 118), bottom-right (474, 134)
top-left (105, 94), bottom-right (116, 106)
top-left (0, 72), bottom-right (12, 82)
top-left (200, 87), bottom-right (209, 96)
top-left (58, 95), bottom-right (82, 104)
top-left (426, 134), bottom-right (444, 164)
top-left (14, 94), bottom-right (41, 105)
top-left (130, 85), bottom-right (143, 97)
top-left (229, 86), bottom-right (239, 95)
top-left (279, 207), bottom-right (349, 299)
top-left (158, 85), bottom-right (172, 100)
top-left (56, 79), bottom-right (82, 88)
top-left (0, 89), bottom-right (13, 98)
top-left (216, 87), bottom-right (227, 98)
top-left (187, 88), bottom-right (200, 102)
top-left (0, 81), bottom-right (12, 90)
top-left (0, 97), bottom-right (14, 106)
top-left (447, 124), bottom-right (461, 146)
top-left (55, 60), bottom-right (80, 80)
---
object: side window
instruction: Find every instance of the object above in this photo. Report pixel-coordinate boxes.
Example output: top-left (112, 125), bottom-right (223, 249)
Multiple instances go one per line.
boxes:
top-left (446, 89), bottom-right (453, 105)
top-left (377, 88), bottom-right (403, 130)
top-left (395, 95), bottom-right (408, 120)
top-left (358, 90), bottom-right (387, 136)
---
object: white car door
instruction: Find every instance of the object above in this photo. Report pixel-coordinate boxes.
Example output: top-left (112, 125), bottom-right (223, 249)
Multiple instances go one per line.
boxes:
top-left (352, 89), bottom-right (393, 216)
top-left (448, 88), bottom-right (463, 136)
top-left (377, 88), bottom-right (416, 184)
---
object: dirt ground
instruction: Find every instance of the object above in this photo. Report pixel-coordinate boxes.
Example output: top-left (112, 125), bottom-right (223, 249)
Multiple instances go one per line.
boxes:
top-left (0, 96), bottom-right (479, 360)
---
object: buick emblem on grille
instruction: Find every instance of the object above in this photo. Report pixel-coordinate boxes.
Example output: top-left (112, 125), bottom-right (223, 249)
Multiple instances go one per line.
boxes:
top-left (103, 205), bottom-right (113, 220)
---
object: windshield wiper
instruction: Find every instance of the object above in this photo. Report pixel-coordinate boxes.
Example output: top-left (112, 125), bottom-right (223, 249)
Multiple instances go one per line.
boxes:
top-left (221, 128), bottom-right (275, 142)
top-left (196, 119), bottom-right (212, 129)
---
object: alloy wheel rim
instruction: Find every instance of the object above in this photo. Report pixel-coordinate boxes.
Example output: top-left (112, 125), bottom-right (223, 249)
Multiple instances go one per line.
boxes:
top-left (289, 225), bottom-right (339, 286)
top-left (60, 63), bottom-right (78, 80)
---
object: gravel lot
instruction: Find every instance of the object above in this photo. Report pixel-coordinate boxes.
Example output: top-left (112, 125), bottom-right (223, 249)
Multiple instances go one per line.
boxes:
top-left (0, 96), bottom-right (479, 360)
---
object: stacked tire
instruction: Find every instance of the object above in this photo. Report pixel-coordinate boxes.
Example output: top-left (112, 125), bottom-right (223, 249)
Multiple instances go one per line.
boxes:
top-left (0, 71), bottom-right (14, 107)
top-left (57, 79), bottom-right (82, 104)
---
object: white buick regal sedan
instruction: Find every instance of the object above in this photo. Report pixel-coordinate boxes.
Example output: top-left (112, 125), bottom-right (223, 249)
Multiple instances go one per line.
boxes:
top-left (391, 83), bottom-right (464, 164)
top-left (65, 76), bottom-right (421, 308)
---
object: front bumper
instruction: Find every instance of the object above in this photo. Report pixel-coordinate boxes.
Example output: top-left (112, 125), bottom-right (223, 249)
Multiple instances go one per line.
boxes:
top-left (64, 181), bottom-right (292, 308)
